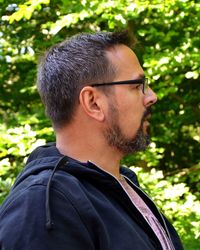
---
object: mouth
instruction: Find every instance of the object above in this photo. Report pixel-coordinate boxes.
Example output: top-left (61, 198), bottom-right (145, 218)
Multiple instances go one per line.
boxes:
top-left (142, 114), bottom-right (151, 133)
top-left (143, 107), bottom-right (152, 121)
top-left (141, 108), bottom-right (152, 132)
top-left (143, 120), bottom-right (150, 126)
top-left (144, 114), bottom-right (151, 123)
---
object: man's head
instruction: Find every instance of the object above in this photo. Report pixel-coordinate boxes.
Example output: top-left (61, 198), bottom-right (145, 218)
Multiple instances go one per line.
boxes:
top-left (37, 31), bottom-right (157, 156)
top-left (37, 31), bottom-right (133, 129)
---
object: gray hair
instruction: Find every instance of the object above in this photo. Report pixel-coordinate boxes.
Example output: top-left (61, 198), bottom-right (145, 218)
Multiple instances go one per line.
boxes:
top-left (37, 31), bottom-right (134, 129)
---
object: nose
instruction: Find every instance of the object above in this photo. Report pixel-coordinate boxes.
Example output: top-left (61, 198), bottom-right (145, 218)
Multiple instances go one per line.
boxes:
top-left (143, 87), bottom-right (157, 107)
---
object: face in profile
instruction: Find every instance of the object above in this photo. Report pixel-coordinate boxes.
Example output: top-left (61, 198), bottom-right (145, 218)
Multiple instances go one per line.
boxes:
top-left (103, 45), bottom-right (157, 155)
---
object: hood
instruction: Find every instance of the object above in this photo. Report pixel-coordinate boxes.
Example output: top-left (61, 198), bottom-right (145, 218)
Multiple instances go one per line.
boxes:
top-left (15, 142), bottom-right (139, 188)
top-left (13, 143), bottom-right (139, 230)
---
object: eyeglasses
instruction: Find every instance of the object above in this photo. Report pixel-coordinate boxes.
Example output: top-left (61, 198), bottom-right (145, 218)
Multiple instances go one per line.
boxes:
top-left (90, 78), bottom-right (149, 95)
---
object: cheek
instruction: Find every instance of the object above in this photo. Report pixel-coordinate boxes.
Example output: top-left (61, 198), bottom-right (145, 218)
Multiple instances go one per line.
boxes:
top-left (115, 89), bottom-right (145, 133)
top-left (119, 104), bottom-right (144, 135)
top-left (120, 96), bottom-right (144, 123)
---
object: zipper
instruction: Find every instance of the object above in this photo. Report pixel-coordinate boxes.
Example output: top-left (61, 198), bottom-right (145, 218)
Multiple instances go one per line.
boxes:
top-left (122, 175), bottom-right (175, 250)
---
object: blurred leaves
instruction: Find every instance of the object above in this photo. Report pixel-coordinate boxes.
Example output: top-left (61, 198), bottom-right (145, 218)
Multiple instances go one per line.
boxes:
top-left (132, 166), bottom-right (200, 249)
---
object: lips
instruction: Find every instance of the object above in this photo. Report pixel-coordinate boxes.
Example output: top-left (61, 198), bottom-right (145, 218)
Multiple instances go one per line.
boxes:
top-left (143, 107), bottom-right (152, 121)
top-left (145, 114), bottom-right (151, 121)
top-left (142, 113), bottom-right (151, 132)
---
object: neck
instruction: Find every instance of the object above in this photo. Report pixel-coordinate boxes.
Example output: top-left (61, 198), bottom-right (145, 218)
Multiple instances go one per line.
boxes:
top-left (56, 126), bottom-right (123, 180)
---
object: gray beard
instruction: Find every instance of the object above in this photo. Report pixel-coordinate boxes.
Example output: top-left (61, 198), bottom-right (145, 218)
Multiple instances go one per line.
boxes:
top-left (104, 105), bottom-right (151, 155)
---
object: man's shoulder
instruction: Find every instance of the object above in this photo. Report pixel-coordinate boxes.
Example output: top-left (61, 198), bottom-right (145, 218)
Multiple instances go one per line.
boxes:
top-left (0, 159), bottom-right (83, 216)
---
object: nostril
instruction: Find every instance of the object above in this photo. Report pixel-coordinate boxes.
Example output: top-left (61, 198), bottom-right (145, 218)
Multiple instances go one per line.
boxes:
top-left (149, 100), bottom-right (154, 105)
top-left (144, 95), bottom-right (157, 107)
top-left (146, 100), bottom-right (155, 107)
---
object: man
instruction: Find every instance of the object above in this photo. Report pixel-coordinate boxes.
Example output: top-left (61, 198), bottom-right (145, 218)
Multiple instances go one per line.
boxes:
top-left (0, 31), bottom-right (183, 249)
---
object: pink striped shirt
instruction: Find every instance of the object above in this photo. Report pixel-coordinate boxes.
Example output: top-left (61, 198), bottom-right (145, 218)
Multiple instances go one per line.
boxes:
top-left (119, 176), bottom-right (174, 250)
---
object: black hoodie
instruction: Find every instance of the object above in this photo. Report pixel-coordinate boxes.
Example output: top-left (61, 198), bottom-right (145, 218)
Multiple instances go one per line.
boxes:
top-left (0, 143), bottom-right (183, 250)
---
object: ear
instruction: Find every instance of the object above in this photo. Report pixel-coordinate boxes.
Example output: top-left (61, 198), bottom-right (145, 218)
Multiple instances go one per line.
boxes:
top-left (79, 86), bottom-right (105, 122)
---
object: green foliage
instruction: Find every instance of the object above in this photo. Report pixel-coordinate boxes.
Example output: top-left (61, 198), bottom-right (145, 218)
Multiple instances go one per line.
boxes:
top-left (0, 0), bottom-right (199, 248)
top-left (0, 124), bottom-right (53, 203)
top-left (132, 166), bottom-right (200, 250)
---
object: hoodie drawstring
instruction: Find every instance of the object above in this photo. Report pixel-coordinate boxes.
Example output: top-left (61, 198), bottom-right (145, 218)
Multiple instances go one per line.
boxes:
top-left (45, 156), bottom-right (69, 230)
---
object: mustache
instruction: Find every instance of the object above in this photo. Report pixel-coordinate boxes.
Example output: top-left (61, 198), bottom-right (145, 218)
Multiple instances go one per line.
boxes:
top-left (142, 107), bottom-right (152, 122)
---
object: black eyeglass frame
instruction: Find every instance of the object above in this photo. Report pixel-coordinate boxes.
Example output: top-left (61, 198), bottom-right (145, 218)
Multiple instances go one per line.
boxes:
top-left (89, 78), bottom-right (149, 94)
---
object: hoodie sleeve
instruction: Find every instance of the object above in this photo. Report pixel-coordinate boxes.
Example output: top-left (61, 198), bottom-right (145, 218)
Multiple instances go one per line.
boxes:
top-left (0, 184), bottom-right (95, 250)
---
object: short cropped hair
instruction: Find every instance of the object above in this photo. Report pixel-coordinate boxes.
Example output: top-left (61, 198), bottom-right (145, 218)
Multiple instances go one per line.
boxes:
top-left (37, 31), bottom-right (134, 129)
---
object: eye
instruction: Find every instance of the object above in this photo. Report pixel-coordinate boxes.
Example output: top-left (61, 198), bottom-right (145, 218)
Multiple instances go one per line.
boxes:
top-left (135, 84), bottom-right (142, 90)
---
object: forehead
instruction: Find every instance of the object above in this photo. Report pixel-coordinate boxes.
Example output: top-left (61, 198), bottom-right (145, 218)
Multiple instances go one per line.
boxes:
top-left (106, 45), bottom-right (144, 80)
